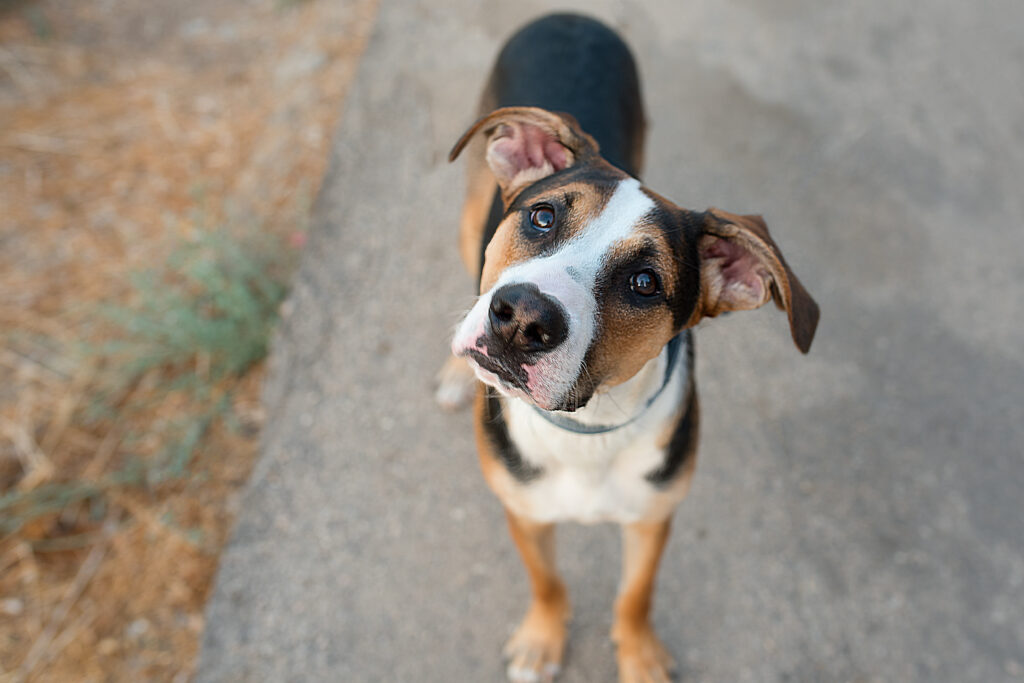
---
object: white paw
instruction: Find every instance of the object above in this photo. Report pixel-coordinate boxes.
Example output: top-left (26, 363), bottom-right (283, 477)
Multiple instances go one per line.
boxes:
top-left (505, 635), bottom-right (563, 683)
top-left (434, 355), bottom-right (477, 411)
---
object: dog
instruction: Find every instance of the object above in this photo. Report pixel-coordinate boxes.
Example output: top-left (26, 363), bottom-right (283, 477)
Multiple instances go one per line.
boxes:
top-left (437, 13), bottom-right (819, 683)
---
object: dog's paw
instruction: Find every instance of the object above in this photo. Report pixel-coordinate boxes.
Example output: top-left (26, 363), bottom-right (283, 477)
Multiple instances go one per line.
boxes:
top-left (615, 626), bottom-right (676, 683)
top-left (503, 607), bottom-right (568, 683)
top-left (434, 355), bottom-right (476, 411)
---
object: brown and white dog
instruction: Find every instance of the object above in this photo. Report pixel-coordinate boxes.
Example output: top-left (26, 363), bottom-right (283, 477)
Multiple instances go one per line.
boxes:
top-left (437, 14), bottom-right (819, 683)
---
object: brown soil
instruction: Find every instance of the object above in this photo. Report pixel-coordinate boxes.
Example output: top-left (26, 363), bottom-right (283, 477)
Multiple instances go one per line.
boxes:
top-left (0, 0), bottom-right (377, 680)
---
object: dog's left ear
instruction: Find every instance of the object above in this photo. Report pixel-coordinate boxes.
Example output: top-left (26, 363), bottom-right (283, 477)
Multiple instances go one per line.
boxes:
top-left (696, 208), bottom-right (820, 353)
top-left (449, 106), bottom-right (599, 203)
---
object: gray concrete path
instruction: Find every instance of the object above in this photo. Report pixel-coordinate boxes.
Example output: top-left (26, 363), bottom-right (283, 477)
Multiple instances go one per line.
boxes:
top-left (198, 1), bottom-right (1024, 681)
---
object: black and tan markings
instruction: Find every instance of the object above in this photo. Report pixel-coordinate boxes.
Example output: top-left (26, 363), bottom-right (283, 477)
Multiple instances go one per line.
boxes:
top-left (550, 195), bottom-right (706, 409)
top-left (448, 14), bottom-right (822, 683)
top-left (478, 164), bottom-right (623, 292)
top-left (470, 150), bottom-right (710, 408)
top-left (476, 385), bottom-right (543, 484)
top-left (646, 331), bottom-right (699, 487)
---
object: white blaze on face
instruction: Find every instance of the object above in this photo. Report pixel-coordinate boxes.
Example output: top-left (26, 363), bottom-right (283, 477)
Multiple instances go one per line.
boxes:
top-left (453, 177), bottom-right (655, 408)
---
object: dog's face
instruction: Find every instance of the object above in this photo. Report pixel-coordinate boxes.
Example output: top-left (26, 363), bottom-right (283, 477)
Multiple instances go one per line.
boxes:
top-left (452, 167), bottom-right (700, 411)
top-left (450, 108), bottom-right (819, 411)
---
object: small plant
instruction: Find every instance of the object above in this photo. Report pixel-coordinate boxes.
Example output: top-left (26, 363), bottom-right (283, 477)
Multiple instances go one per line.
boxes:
top-left (1, 222), bottom-right (294, 535)
top-left (98, 227), bottom-right (290, 396)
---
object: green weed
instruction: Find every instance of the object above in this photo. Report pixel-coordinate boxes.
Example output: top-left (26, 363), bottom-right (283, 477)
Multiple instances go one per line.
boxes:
top-left (97, 227), bottom-right (290, 394)
top-left (2, 221), bottom-right (294, 536)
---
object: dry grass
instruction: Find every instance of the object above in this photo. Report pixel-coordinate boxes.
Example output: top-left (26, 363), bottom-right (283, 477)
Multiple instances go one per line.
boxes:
top-left (0, 0), bottom-right (378, 680)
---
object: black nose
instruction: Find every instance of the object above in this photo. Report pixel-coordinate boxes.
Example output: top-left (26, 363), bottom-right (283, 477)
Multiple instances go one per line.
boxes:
top-left (488, 283), bottom-right (568, 354)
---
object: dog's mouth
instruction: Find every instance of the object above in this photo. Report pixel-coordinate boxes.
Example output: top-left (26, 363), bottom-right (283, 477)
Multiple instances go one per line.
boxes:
top-left (464, 350), bottom-right (531, 395)
top-left (463, 349), bottom-right (588, 412)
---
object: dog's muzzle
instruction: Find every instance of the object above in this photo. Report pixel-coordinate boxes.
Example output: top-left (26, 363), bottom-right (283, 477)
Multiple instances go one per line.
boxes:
top-left (453, 282), bottom-right (576, 408)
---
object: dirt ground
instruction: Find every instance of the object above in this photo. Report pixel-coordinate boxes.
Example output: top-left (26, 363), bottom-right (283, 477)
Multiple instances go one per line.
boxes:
top-left (0, 0), bottom-right (377, 680)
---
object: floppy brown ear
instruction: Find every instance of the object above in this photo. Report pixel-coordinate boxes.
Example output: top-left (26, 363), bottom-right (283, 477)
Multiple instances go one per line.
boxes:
top-left (697, 208), bottom-right (820, 353)
top-left (449, 106), bottom-right (599, 203)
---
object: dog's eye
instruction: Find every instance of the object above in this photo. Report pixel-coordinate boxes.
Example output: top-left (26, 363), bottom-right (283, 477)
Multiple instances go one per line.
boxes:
top-left (630, 270), bottom-right (660, 297)
top-left (529, 205), bottom-right (556, 232)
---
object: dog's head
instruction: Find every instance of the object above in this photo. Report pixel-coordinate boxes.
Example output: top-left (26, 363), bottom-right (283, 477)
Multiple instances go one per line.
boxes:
top-left (450, 107), bottom-right (819, 411)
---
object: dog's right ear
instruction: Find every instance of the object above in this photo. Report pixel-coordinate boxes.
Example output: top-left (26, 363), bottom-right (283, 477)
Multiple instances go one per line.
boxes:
top-left (449, 106), bottom-right (599, 203)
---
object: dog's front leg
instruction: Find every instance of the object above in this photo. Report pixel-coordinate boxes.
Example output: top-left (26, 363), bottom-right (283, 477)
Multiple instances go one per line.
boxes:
top-left (503, 509), bottom-right (570, 683)
top-left (613, 518), bottom-right (677, 683)
top-left (434, 354), bottom-right (477, 411)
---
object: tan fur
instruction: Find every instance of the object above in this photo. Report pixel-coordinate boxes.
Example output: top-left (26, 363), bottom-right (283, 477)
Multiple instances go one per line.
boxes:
top-left (584, 227), bottom-right (680, 390)
top-left (477, 216), bottom-right (522, 293)
top-left (458, 144), bottom-right (496, 277)
top-left (457, 86), bottom-right (500, 277)
top-left (612, 518), bottom-right (676, 682)
top-left (502, 510), bottom-right (571, 680)
top-left (556, 180), bottom-right (615, 230)
top-left (589, 313), bottom-right (674, 390)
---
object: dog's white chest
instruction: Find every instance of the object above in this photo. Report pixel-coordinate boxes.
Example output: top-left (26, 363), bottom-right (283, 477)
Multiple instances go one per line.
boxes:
top-left (515, 439), bottom-right (661, 524)
top-left (500, 352), bottom-right (688, 524)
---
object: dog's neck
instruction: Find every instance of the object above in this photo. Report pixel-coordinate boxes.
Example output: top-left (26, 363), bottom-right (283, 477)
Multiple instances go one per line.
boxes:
top-left (529, 334), bottom-right (686, 434)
